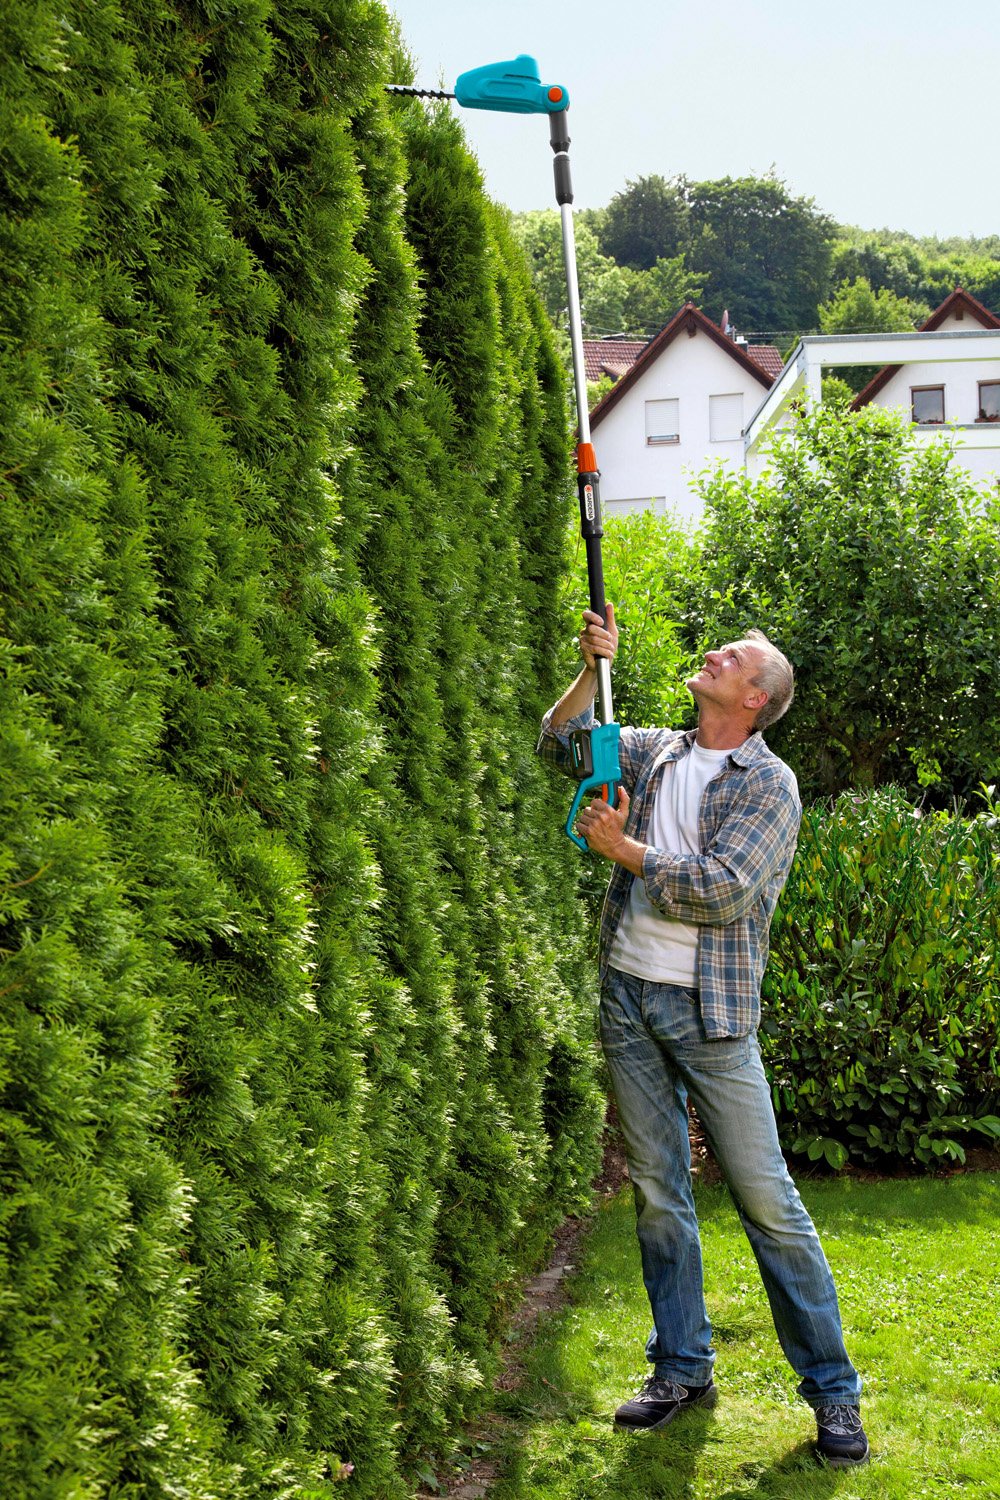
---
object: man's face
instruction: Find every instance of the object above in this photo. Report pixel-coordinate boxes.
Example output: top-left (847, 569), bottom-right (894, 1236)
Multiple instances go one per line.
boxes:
top-left (687, 641), bottom-right (766, 717)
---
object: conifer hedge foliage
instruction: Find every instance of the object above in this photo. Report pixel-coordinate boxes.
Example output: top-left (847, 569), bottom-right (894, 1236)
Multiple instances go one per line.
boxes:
top-left (0, 4), bottom-right (603, 1494)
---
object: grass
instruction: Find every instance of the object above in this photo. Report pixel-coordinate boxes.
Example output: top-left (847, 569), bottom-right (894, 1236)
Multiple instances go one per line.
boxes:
top-left (488, 1172), bottom-right (1000, 1499)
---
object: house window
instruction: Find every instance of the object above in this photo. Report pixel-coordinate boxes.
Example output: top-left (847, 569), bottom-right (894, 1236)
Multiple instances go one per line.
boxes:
top-left (709, 392), bottom-right (744, 442)
top-left (645, 398), bottom-right (679, 444)
top-left (978, 381), bottom-right (1000, 422)
top-left (911, 385), bottom-right (944, 424)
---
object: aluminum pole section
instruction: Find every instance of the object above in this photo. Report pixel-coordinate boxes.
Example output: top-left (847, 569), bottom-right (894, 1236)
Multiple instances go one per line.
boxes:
top-left (560, 203), bottom-right (592, 448)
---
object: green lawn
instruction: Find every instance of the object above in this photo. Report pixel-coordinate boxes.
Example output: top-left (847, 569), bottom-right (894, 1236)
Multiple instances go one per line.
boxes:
top-left (490, 1173), bottom-right (1000, 1499)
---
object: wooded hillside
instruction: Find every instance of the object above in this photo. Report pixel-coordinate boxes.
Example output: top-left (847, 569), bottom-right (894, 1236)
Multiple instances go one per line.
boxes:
top-left (514, 173), bottom-right (1000, 342)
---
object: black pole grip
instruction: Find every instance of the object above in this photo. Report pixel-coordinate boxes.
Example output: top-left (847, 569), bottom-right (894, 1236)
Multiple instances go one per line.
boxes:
top-left (585, 537), bottom-right (607, 625)
top-left (549, 110), bottom-right (570, 153)
top-left (578, 467), bottom-right (603, 540)
top-left (549, 110), bottom-right (573, 206)
top-left (578, 468), bottom-right (606, 619)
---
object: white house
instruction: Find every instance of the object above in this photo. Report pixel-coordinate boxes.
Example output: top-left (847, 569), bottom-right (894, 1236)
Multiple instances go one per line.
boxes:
top-left (745, 288), bottom-right (1000, 489)
top-left (587, 304), bottom-right (782, 525)
top-left (853, 288), bottom-right (1000, 487)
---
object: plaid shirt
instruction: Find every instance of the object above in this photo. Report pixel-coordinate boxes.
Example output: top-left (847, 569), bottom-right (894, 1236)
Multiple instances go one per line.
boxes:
top-left (537, 702), bottom-right (801, 1038)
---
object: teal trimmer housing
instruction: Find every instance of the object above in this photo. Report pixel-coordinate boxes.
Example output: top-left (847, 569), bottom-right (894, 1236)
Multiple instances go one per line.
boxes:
top-left (455, 54), bottom-right (570, 114)
top-left (565, 722), bottom-right (623, 852)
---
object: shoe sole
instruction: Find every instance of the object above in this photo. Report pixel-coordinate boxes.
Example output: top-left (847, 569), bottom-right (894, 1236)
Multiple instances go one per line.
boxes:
top-left (614, 1385), bottom-right (718, 1433)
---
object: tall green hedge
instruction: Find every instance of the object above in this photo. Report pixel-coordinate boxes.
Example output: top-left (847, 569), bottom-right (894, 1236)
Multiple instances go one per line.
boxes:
top-left (0, 5), bottom-right (602, 1495)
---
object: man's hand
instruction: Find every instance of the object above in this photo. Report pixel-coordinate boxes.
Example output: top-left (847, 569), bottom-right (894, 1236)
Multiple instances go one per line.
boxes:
top-left (579, 602), bottom-right (618, 672)
top-left (575, 786), bottom-right (643, 869)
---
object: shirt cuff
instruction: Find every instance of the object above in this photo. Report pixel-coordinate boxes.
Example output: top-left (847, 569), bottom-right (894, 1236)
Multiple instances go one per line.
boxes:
top-left (642, 846), bottom-right (676, 911)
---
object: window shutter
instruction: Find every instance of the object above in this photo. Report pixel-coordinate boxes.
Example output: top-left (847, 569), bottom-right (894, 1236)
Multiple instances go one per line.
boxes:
top-left (645, 398), bottom-right (679, 444)
top-left (709, 393), bottom-right (744, 441)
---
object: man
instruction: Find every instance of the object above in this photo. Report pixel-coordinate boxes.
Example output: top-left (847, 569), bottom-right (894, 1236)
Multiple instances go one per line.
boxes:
top-left (536, 603), bottom-right (867, 1468)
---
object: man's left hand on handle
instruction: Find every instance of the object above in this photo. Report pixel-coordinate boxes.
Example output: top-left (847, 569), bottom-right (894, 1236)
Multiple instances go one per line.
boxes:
top-left (576, 786), bottom-right (632, 860)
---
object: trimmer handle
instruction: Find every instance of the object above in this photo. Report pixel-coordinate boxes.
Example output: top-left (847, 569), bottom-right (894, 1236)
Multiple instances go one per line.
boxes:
top-left (565, 722), bottom-right (622, 851)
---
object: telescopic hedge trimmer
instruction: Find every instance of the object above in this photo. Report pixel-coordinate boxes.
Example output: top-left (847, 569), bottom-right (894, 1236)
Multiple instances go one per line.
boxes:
top-left (388, 55), bottom-right (622, 851)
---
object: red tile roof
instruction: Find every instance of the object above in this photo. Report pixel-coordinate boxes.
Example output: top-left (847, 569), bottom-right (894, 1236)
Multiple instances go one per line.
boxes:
top-left (744, 344), bottom-right (784, 380)
top-left (852, 287), bottom-right (1000, 409)
top-left (589, 304), bottom-right (777, 428)
top-left (584, 333), bottom-right (782, 387)
top-left (583, 339), bottom-right (648, 383)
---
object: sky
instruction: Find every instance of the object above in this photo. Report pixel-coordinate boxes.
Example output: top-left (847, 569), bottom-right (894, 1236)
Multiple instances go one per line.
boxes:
top-left (386, 0), bottom-right (997, 243)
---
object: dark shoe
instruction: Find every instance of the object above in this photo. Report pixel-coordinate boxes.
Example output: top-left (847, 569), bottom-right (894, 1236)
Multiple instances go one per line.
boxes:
top-left (814, 1403), bottom-right (870, 1466)
top-left (614, 1376), bottom-right (717, 1433)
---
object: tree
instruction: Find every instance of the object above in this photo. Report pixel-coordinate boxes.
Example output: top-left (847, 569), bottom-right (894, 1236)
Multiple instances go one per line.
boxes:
top-left (598, 173), bottom-right (690, 271)
top-left (819, 275), bottom-right (929, 335)
top-left (831, 230), bottom-right (1000, 319)
top-left (953, 257), bottom-right (1000, 316)
top-left (830, 232), bottom-right (927, 302)
top-left (512, 209), bottom-right (632, 333)
top-left (694, 404), bottom-right (1000, 798)
top-left (622, 254), bottom-right (702, 336)
top-left (511, 210), bottom-right (699, 339)
top-left (821, 374), bottom-right (856, 408)
top-left (587, 372), bottom-right (616, 408)
top-left (818, 276), bottom-right (930, 391)
top-left (686, 173), bottom-right (835, 332)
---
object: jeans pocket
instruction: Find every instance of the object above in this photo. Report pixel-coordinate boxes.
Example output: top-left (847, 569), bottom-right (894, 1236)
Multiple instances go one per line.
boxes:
top-left (681, 1034), bottom-right (753, 1075)
top-left (599, 980), bottom-right (640, 1050)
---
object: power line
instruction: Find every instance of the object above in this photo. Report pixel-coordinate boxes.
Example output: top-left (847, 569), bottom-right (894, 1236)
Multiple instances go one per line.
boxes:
top-left (580, 320), bottom-right (923, 341)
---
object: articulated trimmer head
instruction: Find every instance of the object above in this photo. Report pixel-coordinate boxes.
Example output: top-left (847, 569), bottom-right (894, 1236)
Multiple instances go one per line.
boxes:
top-left (454, 54), bottom-right (569, 114)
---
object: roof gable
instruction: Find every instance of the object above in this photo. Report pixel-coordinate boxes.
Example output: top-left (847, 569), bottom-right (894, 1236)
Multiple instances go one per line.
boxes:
top-left (853, 287), bottom-right (1000, 408)
top-left (590, 303), bottom-right (775, 428)
top-left (919, 286), bottom-right (1000, 332)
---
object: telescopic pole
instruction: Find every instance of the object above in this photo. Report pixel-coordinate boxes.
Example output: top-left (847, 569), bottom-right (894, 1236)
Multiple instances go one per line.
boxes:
top-left (549, 111), bottom-right (613, 727)
top-left (387, 56), bottom-right (621, 848)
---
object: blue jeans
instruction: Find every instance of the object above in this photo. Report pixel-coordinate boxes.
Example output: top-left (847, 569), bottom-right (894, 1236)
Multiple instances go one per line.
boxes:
top-left (601, 968), bottom-right (862, 1408)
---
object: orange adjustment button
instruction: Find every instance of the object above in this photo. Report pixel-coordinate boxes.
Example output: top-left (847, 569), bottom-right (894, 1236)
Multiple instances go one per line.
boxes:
top-left (548, 86), bottom-right (564, 102)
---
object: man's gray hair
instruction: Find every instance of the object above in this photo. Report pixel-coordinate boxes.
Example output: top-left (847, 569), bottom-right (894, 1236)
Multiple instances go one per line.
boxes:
top-left (745, 629), bottom-right (794, 731)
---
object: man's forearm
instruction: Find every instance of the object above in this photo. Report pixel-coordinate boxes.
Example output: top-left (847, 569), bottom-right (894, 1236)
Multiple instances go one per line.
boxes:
top-left (608, 833), bottom-right (648, 877)
top-left (550, 665), bottom-right (599, 728)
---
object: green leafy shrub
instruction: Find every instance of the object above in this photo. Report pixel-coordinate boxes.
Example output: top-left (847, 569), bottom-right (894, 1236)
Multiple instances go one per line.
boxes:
top-left (762, 787), bottom-right (1000, 1169)
top-left (696, 403), bottom-right (1000, 799)
top-left (565, 508), bottom-right (700, 733)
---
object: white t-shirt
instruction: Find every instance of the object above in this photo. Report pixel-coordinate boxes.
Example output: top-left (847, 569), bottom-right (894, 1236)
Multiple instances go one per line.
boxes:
top-left (608, 740), bottom-right (731, 985)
